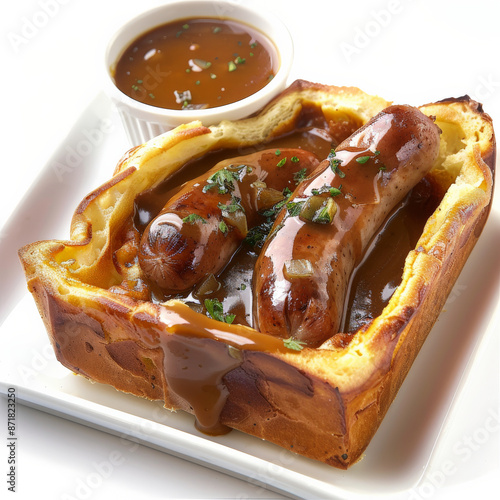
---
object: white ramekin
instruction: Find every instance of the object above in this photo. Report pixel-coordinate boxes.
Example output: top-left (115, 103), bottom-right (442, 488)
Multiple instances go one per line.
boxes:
top-left (104, 0), bottom-right (293, 145)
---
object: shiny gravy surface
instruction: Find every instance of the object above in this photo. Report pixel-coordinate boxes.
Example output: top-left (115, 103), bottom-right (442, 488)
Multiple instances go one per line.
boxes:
top-left (129, 107), bottom-right (442, 333)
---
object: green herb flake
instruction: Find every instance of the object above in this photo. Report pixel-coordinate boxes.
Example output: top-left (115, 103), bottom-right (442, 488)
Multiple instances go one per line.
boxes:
top-left (219, 220), bottom-right (228, 234)
top-left (283, 337), bottom-right (307, 351)
top-left (183, 23), bottom-right (189, 30)
top-left (235, 56), bottom-right (246, 64)
top-left (203, 165), bottom-right (248, 194)
top-left (228, 61), bottom-right (237, 72)
top-left (149, 93), bottom-right (155, 99)
top-left (244, 185), bottom-right (293, 249)
top-left (276, 157), bottom-right (287, 168)
top-left (204, 298), bottom-right (235, 324)
top-left (136, 79), bottom-right (143, 84)
top-left (328, 150), bottom-right (345, 178)
top-left (250, 42), bottom-right (258, 48)
top-left (293, 168), bottom-right (308, 185)
top-left (244, 221), bottom-right (273, 247)
top-left (275, 149), bottom-right (281, 156)
top-left (218, 196), bottom-right (245, 214)
top-left (182, 213), bottom-right (207, 224)
top-left (311, 184), bottom-right (342, 197)
top-left (240, 283), bottom-right (247, 290)
top-left (286, 201), bottom-right (305, 217)
top-left (291, 156), bottom-right (300, 163)
top-left (332, 161), bottom-right (345, 178)
top-left (356, 155), bottom-right (371, 164)
top-left (213, 26), bottom-right (222, 34)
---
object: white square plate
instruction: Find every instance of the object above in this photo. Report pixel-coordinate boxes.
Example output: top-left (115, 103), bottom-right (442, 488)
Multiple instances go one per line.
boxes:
top-left (1, 93), bottom-right (498, 500)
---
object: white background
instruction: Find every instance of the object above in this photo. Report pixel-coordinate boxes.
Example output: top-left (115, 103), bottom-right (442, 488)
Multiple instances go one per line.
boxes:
top-left (1, 0), bottom-right (499, 499)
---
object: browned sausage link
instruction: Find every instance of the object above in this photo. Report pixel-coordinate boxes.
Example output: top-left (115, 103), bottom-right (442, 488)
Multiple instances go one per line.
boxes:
top-left (253, 105), bottom-right (441, 347)
top-left (138, 148), bottom-right (321, 293)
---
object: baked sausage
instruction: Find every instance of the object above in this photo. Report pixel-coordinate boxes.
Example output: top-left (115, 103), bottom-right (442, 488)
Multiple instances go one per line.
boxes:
top-left (139, 148), bottom-right (321, 293)
top-left (253, 105), bottom-right (441, 347)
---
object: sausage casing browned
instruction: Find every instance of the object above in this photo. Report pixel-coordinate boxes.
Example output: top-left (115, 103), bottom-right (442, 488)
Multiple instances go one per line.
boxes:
top-left (253, 105), bottom-right (441, 347)
top-left (139, 149), bottom-right (321, 293)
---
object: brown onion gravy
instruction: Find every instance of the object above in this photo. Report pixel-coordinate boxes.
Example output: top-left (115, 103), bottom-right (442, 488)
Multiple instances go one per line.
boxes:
top-left (113, 18), bottom-right (278, 110)
top-left (107, 107), bottom-right (444, 435)
top-left (131, 119), bottom-right (441, 333)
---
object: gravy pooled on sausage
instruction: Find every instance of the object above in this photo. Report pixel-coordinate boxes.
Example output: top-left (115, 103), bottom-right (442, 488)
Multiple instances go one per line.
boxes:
top-left (138, 149), bottom-right (321, 293)
top-left (253, 105), bottom-right (441, 347)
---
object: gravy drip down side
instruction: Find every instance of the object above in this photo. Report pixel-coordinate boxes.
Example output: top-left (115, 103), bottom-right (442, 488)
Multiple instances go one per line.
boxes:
top-left (138, 148), bottom-right (321, 293)
top-left (253, 105), bottom-right (441, 347)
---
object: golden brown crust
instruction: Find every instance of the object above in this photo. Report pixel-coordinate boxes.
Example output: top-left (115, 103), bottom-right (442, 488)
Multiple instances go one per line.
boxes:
top-left (18, 82), bottom-right (495, 469)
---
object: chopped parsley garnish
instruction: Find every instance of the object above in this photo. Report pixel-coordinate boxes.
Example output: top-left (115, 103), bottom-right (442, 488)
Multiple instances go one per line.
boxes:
top-left (204, 298), bottom-right (235, 324)
top-left (356, 155), bottom-right (371, 164)
top-left (311, 184), bottom-right (342, 197)
top-left (291, 156), bottom-right (300, 163)
top-left (218, 220), bottom-right (228, 234)
top-left (328, 149), bottom-right (345, 178)
top-left (203, 165), bottom-right (249, 194)
top-left (275, 149), bottom-right (281, 156)
top-left (293, 168), bottom-right (308, 185)
top-left (218, 196), bottom-right (245, 213)
top-left (356, 150), bottom-right (386, 169)
top-left (260, 197), bottom-right (288, 218)
top-left (276, 157), bottom-right (287, 168)
top-left (283, 337), bottom-right (306, 351)
top-left (244, 186), bottom-right (293, 249)
top-left (244, 221), bottom-right (274, 247)
top-left (182, 213), bottom-right (207, 224)
top-left (357, 150), bottom-right (381, 164)
top-left (286, 200), bottom-right (305, 217)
